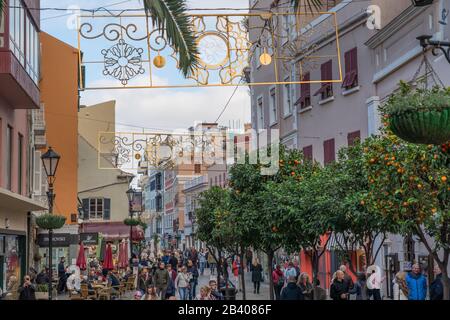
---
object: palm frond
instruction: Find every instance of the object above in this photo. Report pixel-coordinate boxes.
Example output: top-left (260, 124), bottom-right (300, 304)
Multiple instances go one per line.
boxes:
top-left (291, 0), bottom-right (323, 14)
top-left (144, 0), bottom-right (200, 78)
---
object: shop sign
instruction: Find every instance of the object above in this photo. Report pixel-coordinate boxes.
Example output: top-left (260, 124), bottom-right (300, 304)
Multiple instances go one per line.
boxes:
top-left (37, 233), bottom-right (71, 247)
top-left (80, 233), bottom-right (98, 245)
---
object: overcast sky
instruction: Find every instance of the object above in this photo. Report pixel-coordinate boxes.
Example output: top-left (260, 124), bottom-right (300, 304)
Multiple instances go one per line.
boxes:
top-left (41, 0), bottom-right (251, 132)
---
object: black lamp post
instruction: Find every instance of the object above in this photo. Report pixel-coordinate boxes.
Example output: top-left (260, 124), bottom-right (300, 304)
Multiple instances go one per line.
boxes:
top-left (126, 187), bottom-right (136, 258)
top-left (41, 146), bottom-right (60, 301)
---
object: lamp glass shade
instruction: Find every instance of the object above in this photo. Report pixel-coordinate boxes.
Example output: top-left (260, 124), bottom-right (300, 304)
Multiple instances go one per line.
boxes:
top-left (41, 147), bottom-right (60, 178)
top-left (126, 187), bottom-right (135, 203)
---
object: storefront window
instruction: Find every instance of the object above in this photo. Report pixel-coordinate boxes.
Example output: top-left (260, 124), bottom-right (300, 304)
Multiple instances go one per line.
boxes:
top-left (39, 247), bottom-right (69, 272)
top-left (1, 235), bottom-right (21, 293)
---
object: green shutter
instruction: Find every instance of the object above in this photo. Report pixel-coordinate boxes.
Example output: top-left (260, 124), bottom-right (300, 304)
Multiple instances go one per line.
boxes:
top-left (103, 199), bottom-right (111, 220)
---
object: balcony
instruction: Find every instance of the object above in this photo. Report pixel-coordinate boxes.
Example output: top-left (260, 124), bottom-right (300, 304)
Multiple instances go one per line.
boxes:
top-left (183, 175), bottom-right (208, 192)
top-left (34, 134), bottom-right (47, 149)
top-left (32, 107), bottom-right (46, 135)
top-left (0, 51), bottom-right (40, 109)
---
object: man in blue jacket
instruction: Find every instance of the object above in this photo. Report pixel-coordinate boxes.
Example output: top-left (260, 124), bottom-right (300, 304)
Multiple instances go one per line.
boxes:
top-left (406, 264), bottom-right (427, 300)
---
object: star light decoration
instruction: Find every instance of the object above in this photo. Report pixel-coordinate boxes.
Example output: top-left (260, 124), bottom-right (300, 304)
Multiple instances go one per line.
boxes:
top-left (102, 39), bottom-right (145, 85)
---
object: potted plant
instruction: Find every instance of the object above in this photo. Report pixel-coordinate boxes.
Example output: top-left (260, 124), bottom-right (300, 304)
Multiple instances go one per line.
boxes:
top-left (35, 214), bottom-right (66, 230)
top-left (123, 217), bottom-right (140, 226)
top-left (385, 81), bottom-right (450, 145)
top-left (35, 284), bottom-right (48, 300)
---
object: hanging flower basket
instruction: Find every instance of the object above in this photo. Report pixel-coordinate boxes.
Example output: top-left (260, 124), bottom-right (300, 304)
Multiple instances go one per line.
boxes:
top-left (385, 82), bottom-right (450, 145)
top-left (123, 217), bottom-right (140, 226)
top-left (138, 220), bottom-right (148, 230)
top-left (36, 214), bottom-right (66, 230)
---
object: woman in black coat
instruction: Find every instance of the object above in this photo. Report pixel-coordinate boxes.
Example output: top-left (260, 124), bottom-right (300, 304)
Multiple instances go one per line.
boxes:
top-left (250, 259), bottom-right (263, 294)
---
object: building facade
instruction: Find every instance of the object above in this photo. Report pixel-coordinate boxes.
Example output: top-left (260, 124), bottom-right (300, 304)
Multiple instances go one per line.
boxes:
top-left (0, 0), bottom-right (47, 295)
top-left (249, 0), bottom-right (450, 296)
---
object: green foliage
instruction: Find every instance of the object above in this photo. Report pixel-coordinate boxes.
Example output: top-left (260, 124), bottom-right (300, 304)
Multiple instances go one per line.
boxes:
top-left (383, 81), bottom-right (450, 116)
top-left (363, 135), bottom-right (450, 249)
top-left (143, 0), bottom-right (200, 78)
top-left (123, 218), bottom-right (140, 226)
top-left (35, 214), bottom-right (66, 230)
top-left (36, 284), bottom-right (48, 293)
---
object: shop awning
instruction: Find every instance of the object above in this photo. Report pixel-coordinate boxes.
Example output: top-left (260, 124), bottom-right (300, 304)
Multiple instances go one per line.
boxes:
top-left (80, 221), bottom-right (144, 241)
top-left (0, 187), bottom-right (48, 212)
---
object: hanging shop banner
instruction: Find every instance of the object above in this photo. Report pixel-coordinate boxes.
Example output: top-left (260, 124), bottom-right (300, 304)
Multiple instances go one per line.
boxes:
top-left (37, 233), bottom-right (73, 247)
top-left (80, 233), bottom-right (99, 245)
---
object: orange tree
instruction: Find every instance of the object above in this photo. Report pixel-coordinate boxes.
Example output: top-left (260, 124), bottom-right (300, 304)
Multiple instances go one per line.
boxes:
top-left (329, 143), bottom-right (397, 272)
top-left (363, 134), bottom-right (450, 299)
top-left (196, 187), bottom-right (239, 286)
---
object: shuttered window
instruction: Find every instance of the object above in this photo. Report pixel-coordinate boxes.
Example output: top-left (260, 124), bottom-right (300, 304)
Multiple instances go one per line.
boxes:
top-left (295, 72), bottom-right (311, 109)
top-left (303, 145), bottom-right (313, 161)
top-left (323, 139), bottom-right (335, 165)
top-left (314, 60), bottom-right (333, 100)
top-left (347, 130), bottom-right (361, 146)
top-left (342, 48), bottom-right (358, 89)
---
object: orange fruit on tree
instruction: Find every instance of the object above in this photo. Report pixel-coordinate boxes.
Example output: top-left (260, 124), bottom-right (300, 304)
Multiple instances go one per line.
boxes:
top-left (442, 176), bottom-right (447, 182)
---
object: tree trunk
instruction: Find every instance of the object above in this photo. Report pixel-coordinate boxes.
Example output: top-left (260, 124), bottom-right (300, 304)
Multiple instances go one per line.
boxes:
top-left (311, 250), bottom-right (319, 286)
top-left (442, 268), bottom-right (450, 301)
top-left (240, 249), bottom-right (246, 300)
top-left (217, 250), bottom-right (222, 287)
top-left (267, 251), bottom-right (275, 300)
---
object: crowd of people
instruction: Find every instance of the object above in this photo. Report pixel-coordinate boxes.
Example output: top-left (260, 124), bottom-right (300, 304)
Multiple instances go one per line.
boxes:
top-left (7, 246), bottom-right (448, 301)
top-left (273, 260), bottom-right (447, 301)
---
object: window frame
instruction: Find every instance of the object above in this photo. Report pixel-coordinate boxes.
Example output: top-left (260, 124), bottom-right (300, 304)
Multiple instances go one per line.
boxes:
top-left (88, 198), bottom-right (105, 220)
top-left (269, 86), bottom-right (277, 125)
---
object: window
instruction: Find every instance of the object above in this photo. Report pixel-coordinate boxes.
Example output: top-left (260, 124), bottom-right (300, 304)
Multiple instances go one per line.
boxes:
top-left (256, 97), bottom-right (264, 130)
top-left (283, 81), bottom-right (292, 116)
top-left (303, 145), bottom-right (313, 161)
top-left (89, 199), bottom-right (103, 220)
top-left (8, 0), bottom-right (39, 83)
top-left (223, 173), bottom-right (226, 186)
top-left (18, 134), bottom-right (23, 194)
top-left (194, 164), bottom-right (201, 174)
top-left (6, 126), bottom-right (13, 190)
top-left (219, 174), bottom-right (222, 186)
top-left (323, 138), bottom-right (335, 165)
top-left (85, 198), bottom-right (110, 220)
top-left (210, 178), bottom-right (213, 186)
top-left (347, 130), bottom-right (361, 146)
top-left (215, 176), bottom-right (217, 186)
top-left (0, 8), bottom-right (5, 48)
top-left (269, 88), bottom-right (277, 124)
top-left (342, 48), bottom-right (358, 90)
top-left (296, 73), bottom-right (311, 109)
top-left (314, 60), bottom-right (333, 100)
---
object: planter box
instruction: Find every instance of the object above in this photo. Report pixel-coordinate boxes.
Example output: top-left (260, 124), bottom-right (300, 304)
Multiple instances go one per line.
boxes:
top-left (35, 292), bottom-right (48, 300)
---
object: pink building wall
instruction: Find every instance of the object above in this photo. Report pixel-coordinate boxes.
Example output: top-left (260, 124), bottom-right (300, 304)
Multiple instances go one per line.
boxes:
top-left (0, 96), bottom-right (29, 196)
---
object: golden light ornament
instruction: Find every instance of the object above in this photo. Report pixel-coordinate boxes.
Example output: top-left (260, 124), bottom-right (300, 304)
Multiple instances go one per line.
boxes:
top-left (260, 13), bottom-right (273, 20)
top-left (259, 48), bottom-right (272, 66)
top-left (153, 54), bottom-right (166, 68)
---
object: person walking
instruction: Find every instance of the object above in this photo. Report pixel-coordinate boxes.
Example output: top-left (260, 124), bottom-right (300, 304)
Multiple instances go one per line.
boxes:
top-left (142, 286), bottom-right (159, 300)
top-left (209, 280), bottom-right (224, 300)
top-left (393, 271), bottom-right (409, 300)
top-left (196, 286), bottom-right (215, 300)
top-left (175, 266), bottom-right (191, 300)
top-left (187, 260), bottom-right (199, 300)
top-left (245, 249), bottom-right (253, 273)
top-left (430, 265), bottom-right (445, 300)
top-left (232, 256), bottom-right (241, 292)
top-left (280, 276), bottom-right (304, 300)
top-left (57, 257), bottom-right (66, 294)
top-left (367, 269), bottom-right (383, 300)
top-left (406, 264), bottom-right (427, 300)
top-left (18, 275), bottom-right (36, 300)
top-left (138, 268), bottom-right (152, 295)
top-left (168, 252), bottom-right (178, 271)
top-left (207, 250), bottom-right (216, 276)
top-left (349, 273), bottom-right (368, 300)
top-left (199, 249), bottom-right (207, 276)
top-left (312, 279), bottom-right (327, 300)
top-left (250, 258), bottom-right (263, 295)
top-left (330, 270), bottom-right (350, 300)
top-left (153, 262), bottom-right (170, 300)
top-left (340, 265), bottom-right (354, 291)
top-left (36, 268), bottom-right (50, 285)
top-left (284, 262), bottom-right (297, 280)
top-left (272, 265), bottom-right (285, 300)
top-left (297, 272), bottom-right (313, 300)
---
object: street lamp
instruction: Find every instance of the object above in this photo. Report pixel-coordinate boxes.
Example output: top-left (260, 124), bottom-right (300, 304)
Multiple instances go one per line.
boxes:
top-left (41, 146), bottom-right (60, 301)
top-left (126, 187), bottom-right (136, 259)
